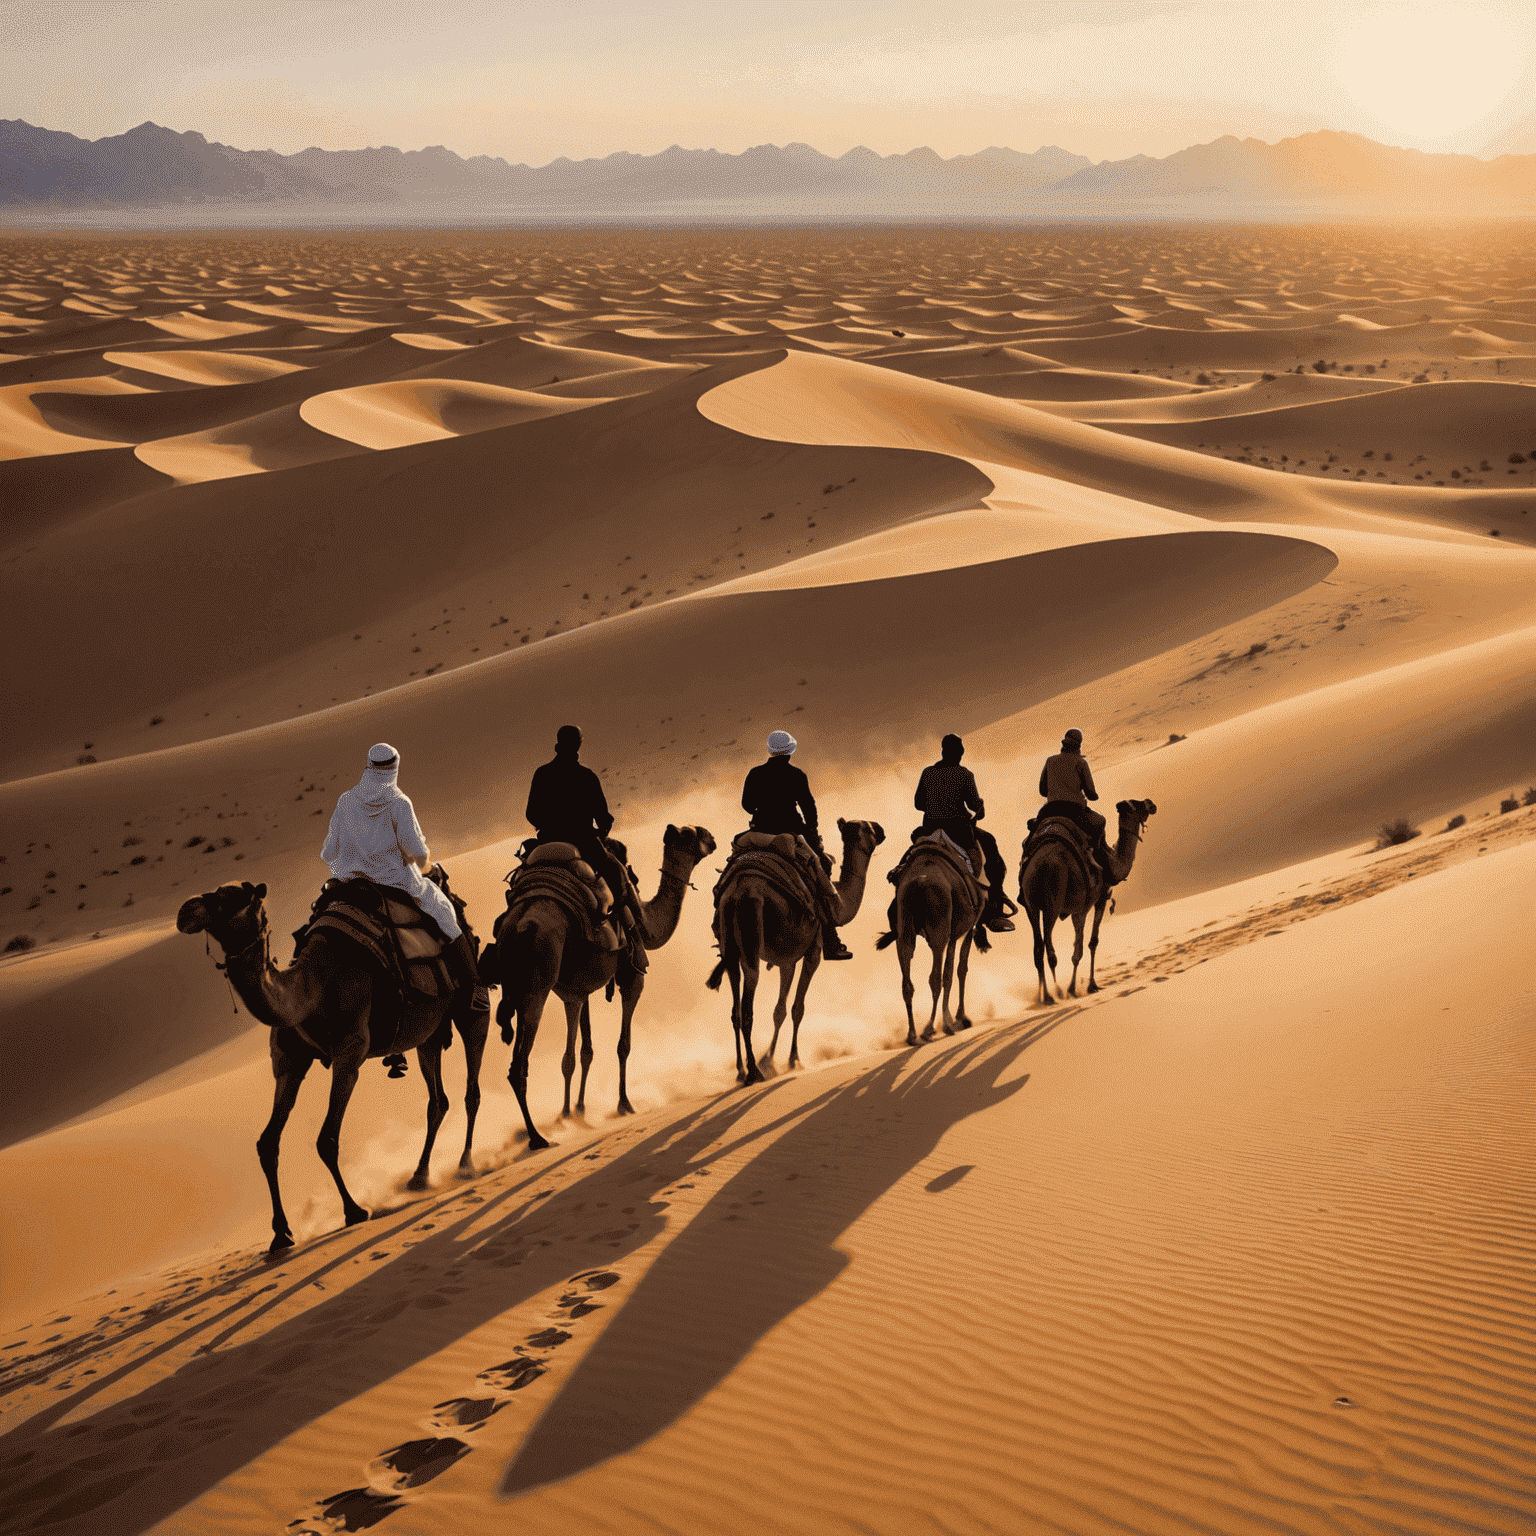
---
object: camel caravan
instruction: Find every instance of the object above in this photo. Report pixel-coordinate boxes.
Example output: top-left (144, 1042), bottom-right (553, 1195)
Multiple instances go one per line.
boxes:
top-left (179, 726), bottom-right (1153, 1254)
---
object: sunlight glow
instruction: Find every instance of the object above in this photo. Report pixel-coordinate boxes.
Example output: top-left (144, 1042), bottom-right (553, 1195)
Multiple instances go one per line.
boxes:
top-left (1332, 4), bottom-right (1529, 142)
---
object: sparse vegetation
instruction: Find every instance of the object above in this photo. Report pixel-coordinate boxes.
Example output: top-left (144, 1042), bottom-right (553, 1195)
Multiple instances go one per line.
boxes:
top-left (1375, 818), bottom-right (1420, 849)
top-left (1441, 814), bottom-right (1466, 832)
top-left (5, 935), bottom-right (35, 953)
top-left (1499, 796), bottom-right (1519, 814)
top-left (1523, 787), bottom-right (1536, 807)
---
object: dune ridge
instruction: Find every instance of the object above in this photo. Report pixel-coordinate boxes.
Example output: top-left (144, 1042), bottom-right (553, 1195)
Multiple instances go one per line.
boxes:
top-left (2, 222), bottom-right (1533, 1536)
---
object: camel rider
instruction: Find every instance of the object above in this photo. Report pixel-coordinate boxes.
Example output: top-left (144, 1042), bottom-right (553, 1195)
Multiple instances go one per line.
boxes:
top-left (914, 734), bottom-right (1015, 932)
top-left (740, 730), bottom-right (853, 961)
top-left (321, 743), bottom-right (489, 1011)
top-left (525, 725), bottom-right (646, 964)
top-left (1034, 728), bottom-right (1114, 882)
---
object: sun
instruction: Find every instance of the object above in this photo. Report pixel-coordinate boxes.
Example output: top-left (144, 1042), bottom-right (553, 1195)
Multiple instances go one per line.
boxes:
top-left (1331, 3), bottom-right (1531, 142)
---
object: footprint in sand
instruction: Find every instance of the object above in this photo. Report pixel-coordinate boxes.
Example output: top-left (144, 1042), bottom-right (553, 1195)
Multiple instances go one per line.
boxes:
top-left (288, 1268), bottom-right (626, 1530)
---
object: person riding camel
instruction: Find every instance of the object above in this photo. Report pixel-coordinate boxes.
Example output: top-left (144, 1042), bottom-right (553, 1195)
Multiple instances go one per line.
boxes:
top-left (525, 725), bottom-right (647, 968)
top-left (913, 734), bottom-right (1015, 932)
top-left (1032, 727), bottom-right (1114, 882)
top-left (740, 730), bottom-right (854, 961)
top-left (321, 742), bottom-right (489, 1011)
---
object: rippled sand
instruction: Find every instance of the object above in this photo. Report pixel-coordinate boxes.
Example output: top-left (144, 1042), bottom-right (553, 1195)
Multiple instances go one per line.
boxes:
top-left (2, 223), bottom-right (1533, 1536)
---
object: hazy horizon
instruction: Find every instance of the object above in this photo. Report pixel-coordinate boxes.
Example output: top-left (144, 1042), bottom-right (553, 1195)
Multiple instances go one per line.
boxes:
top-left (6, 0), bottom-right (1534, 168)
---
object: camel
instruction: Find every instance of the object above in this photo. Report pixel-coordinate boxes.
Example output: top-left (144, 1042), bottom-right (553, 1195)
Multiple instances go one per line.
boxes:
top-left (177, 880), bottom-right (488, 1256)
top-left (1018, 799), bottom-right (1157, 1005)
top-left (875, 841), bottom-right (993, 1047)
top-left (707, 818), bottom-right (885, 1084)
top-left (498, 825), bottom-right (715, 1152)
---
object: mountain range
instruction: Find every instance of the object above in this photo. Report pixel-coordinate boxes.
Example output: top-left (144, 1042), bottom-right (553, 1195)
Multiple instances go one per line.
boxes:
top-left (2, 119), bottom-right (1533, 216)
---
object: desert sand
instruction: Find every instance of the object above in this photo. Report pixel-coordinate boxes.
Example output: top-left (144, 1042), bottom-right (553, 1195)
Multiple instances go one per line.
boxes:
top-left (1, 222), bottom-right (1533, 1534)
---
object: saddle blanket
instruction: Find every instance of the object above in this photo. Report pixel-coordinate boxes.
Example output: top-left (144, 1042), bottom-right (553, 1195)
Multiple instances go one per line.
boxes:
top-left (713, 832), bottom-right (816, 921)
top-left (889, 830), bottom-right (985, 889)
top-left (296, 878), bottom-right (464, 1001)
top-left (1022, 817), bottom-right (1096, 887)
top-left (491, 852), bottom-right (619, 961)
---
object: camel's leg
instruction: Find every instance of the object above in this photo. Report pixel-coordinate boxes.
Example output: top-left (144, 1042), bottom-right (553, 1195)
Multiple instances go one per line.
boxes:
top-left (954, 929), bottom-right (974, 1029)
top-left (507, 965), bottom-right (555, 1153)
top-left (1067, 911), bottom-right (1087, 998)
top-left (615, 968), bottom-right (643, 1115)
top-left (1086, 898), bottom-right (1109, 994)
top-left (726, 961), bottom-right (746, 1083)
top-left (761, 962), bottom-right (797, 1071)
top-left (257, 1029), bottom-right (314, 1256)
top-left (314, 1035), bottom-right (370, 1230)
top-left (408, 1035), bottom-right (451, 1191)
top-left (454, 1006), bottom-right (487, 1176)
top-left (1044, 915), bottom-right (1062, 1000)
top-left (920, 932), bottom-right (944, 1042)
top-left (938, 935), bottom-right (959, 1035)
top-left (898, 934), bottom-right (920, 1047)
top-left (576, 998), bottom-right (597, 1115)
top-left (559, 995), bottom-right (586, 1119)
top-left (736, 896), bottom-right (765, 1087)
top-left (738, 959), bottom-right (764, 1086)
top-left (787, 949), bottom-right (820, 1070)
top-left (1028, 904), bottom-right (1053, 1007)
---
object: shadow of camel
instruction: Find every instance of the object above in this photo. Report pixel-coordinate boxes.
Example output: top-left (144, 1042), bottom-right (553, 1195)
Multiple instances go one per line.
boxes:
top-left (502, 1020), bottom-right (1042, 1496)
top-left (0, 1079), bottom-right (801, 1536)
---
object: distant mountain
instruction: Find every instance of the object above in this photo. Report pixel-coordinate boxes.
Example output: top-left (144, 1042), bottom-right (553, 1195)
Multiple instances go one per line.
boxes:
top-left (0, 120), bottom-right (1089, 212)
top-left (1478, 111), bottom-right (1536, 159)
top-left (1055, 130), bottom-right (1536, 205)
top-left (2, 120), bottom-right (1532, 217)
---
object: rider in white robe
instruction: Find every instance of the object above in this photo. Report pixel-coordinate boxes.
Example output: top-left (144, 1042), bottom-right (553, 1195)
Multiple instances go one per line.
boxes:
top-left (321, 743), bottom-right (462, 941)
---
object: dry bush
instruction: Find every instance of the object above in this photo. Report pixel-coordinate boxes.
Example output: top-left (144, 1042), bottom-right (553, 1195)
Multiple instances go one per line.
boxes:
top-left (1499, 796), bottom-right (1519, 814)
top-left (5, 935), bottom-right (35, 953)
top-left (1375, 818), bottom-right (1420, 849)
top-left (1441, 814), bottom-right (1466, 832)
top-left (1522, 786), bottom-right (1536, 807)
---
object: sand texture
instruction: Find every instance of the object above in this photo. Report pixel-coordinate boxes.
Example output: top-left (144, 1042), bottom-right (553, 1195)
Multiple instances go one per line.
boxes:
top-left (2, 224), bottom-right (1533, 1535)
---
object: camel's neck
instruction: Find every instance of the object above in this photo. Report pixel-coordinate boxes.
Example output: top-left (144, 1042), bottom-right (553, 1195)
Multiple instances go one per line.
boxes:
top-left (833, 841), bottom-right (875, 925)
top-left (1106, 818), bottom-right (1142, 883)
top-left (638, 849), bottom-right (698, 949)
top-left (222, 933), bottom-right (315, 1031)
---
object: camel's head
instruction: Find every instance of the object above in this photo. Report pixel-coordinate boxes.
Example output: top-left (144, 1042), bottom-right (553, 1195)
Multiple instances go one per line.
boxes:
top-left (836, 817), bottom-right (886, 855)
top-left (664, 824), bottom-right (717, 862)
top-left (177, 880), bottom-right (268, 952)
top-left (1115, 799), bottom-right (1157, 828)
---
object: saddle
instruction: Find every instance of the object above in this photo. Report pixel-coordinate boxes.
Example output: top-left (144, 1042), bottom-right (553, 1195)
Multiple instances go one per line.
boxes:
top-left (294, 869), bottom-right (470, 1003)
top-left (1021, 816), bottom-right (1098, 889)
top-left (488, 842), bottom-right (622, 966)
top-left (888, 830), bottom-right (987, 895)
top-left (712, 830), bottom-right (818, 926)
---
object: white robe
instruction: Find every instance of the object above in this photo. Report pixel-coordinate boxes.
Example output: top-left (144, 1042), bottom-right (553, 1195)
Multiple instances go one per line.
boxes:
top-left (320, 760), bottom-right (461, 941)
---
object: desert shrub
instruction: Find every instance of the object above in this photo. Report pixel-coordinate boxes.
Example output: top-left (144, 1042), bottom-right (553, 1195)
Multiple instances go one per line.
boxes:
top-left (1441, 814), bottom-right (1466, 832)
top-left (1196, 372), bottom-right (1211, 385)
top-left (184, 835), bottom-right (204, 848)
top-left (1523, 787), bottom-right (1536, 806)
top-left (149, 716), bottom-right (164, 726)
top-left (1375, 818), bottom-right (1420, 849)
top-left (1312, 359), bottom-right (1328, 373)
top-left (1262, 372), bottom-right (1276, 381)
top-left (5, 935), bottom-right (35, 953)
top-left (1499, 797), bottom-right (1519, 814)
top-left (76, 755), bottom-right (96, 765)
top-left (122, 835), bottom-right (142, 847)
top-left (1509, 453), bottom-right (1526, 464)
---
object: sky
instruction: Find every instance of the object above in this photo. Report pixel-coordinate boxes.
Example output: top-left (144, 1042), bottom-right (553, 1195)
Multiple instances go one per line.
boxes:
top-left (4, 0), bottom-right (1535, 166)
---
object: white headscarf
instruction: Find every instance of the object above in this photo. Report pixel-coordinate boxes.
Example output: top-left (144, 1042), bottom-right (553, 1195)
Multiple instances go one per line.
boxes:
top-left (357, 742), bottom-right (401, 813)
top-left (767, 730), bottom-right (797, 756)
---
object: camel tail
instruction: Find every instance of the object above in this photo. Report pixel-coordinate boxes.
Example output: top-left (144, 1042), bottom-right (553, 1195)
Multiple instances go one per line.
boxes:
top-left (972, 925), bottom-right (991, 954)
top-left (706, 957), bottom-right (729, 991)
top-left (874, 929), bottom-right (897, 951)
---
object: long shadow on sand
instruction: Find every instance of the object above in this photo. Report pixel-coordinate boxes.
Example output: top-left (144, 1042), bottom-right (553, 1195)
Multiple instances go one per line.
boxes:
top-left (0, 1016), bottom-right (1053, 1534)
top-left (500, 1020), bottom-right (1040, 1496)
top-left (0, 1078), bottom-right (798, 1536)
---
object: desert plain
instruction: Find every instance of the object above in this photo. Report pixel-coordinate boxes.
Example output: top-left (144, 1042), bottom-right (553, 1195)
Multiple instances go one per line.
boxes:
top-left (0, 221), bottom-right (1533, 1535)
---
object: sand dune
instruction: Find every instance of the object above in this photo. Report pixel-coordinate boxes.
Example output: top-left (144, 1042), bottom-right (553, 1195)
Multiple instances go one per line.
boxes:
top-left (2, 223), bottom-right (1533, 1536)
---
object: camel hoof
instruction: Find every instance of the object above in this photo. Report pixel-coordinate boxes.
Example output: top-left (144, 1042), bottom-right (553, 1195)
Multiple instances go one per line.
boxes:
top-left (267, 1233), bottom-right (295, 1257)
top-left (920, 1028), bottom-right (937, 1043)
top-left (743, 1070), bottom-right (765, 1087)
top-left (525, 1133), bottom-right (551, 1152)
top-left (616, 1100), bottom-right (636, 1116)
top-left (456, 1164), bottom-right (477, 1180)
top-left (406, 1174), bottom-right (430, 1192)
top-left (956, 1017), bottom-right (972, 1031)
top-left (1087, 981), bottom-right (1100, 995)
top-left (344, 1206), bottom-right (371, 1227)
top-left (905, 1034), bottom-right (919, 1048)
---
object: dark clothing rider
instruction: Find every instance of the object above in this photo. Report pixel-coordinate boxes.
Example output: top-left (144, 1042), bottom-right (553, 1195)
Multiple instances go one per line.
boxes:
top-left (740, 730), bottom-right (852, 961)
top-left (906, 734), bottom-right (1014, 932)
top-left (1033, 727), bottom-right (1114, 879)
top-left (526, 725), bottom-right (644, 957)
